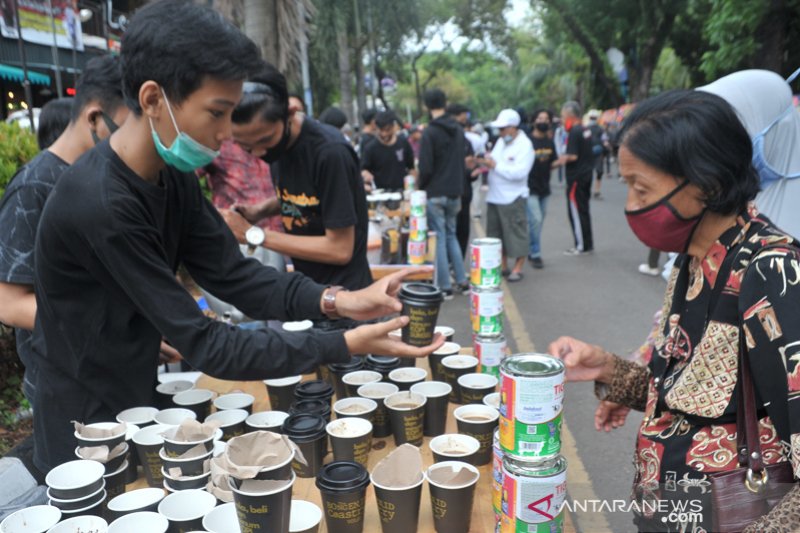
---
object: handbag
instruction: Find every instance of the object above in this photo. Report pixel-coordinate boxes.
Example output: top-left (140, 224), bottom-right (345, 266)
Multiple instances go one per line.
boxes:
top-left (709, 325), bottom-right (795, 532)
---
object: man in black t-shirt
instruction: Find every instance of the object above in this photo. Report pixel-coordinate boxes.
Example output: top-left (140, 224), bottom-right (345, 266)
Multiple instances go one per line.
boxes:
top-left (229, 63), bottom-right (372, 291)
top-left (557, 101), bottom-right (595, 254)
top-left (0, 56), bottom-right (129, 408)
top-left (526, 109), bottom-right (561, 268)
top-left (360, 110), bottom-right (415, 191)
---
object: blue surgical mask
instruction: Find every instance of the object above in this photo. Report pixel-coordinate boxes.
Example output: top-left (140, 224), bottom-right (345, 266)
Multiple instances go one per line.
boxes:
top-left (149, 88), bottom-right (219, 172)
top-left (502, 134), bottom-right (514, 144)
top-left (752, 67), bottom-right (800, 186)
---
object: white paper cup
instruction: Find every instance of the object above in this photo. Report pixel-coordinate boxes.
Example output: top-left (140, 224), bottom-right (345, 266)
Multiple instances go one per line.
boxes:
top-left (289, 500), bottom-right (322, 533)
top-left (44, 515), bottom-right (107, 533)
top-left (0, 505), bottom-right (60, 533)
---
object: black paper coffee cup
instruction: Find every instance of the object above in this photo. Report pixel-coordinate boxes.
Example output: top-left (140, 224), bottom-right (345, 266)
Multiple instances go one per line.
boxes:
top-left (103, 459), bottom-right (128, 500)
top-left (356, 383), bottom-right (398, 439)
top-left (229, 473), bottom-right (295, 533)
top-left (172, 389), bottom-right (214, 422)
top-left (333, 398), bottom-right (378, 426)
top-left (342, 370), bottom-right (382, 398)
top-left (398, 282), bottom-right (443, 347)
top-left (457, 373), bottom-right (498, 405)
top-left (441, 355), bottom-right (479, 403)
top-left (282, 413), bottom-right (328, 478)
top-left (263, 375), bottom-right (302, 412)
top-left (453, 404), bottom-right (499, 466)
top-left (316, 461), bottom-right (370, 533)
top-left (205, 408), bottom-right (248, 441)
top-left (132, 424), bottom-right (172, 488)
top-left (289, 399), bottom-right (331, 423)
top-left (154, 380), bottom-right (193, 410)
top-left (409, 381), bottom-right (452, 437)
top-left (429, 434), bottom-right (480, 465)
top-left (294, 379), bottom-right (335, 408)
top-left (326, 418), bottom-right (373, 468)
top-left (365, 355), bottom-right (401, 380)
top-left (371, 474), bottom-right (424, 533)
top-left (157, 488), bottom-right (217, 533)
top-left (425, 461), bottom-right (480, 533)
top-left (388, 367), bottom-right (427, 391)
top-left (328, 357), bottom-right (365, 400)
top-left (428, 342), bottom-right (460, 382)
top-left (214, 392), bottom-right (255, 415)
top-left (384, 391), bottom-right (426, 447)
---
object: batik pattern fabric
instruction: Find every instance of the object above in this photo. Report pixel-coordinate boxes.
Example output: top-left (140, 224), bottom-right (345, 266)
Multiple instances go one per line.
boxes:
top-left (597, 206), bottom-right (800, 532)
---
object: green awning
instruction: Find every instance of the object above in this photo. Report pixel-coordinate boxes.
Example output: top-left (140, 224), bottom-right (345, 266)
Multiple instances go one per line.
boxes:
top-left (0, 64), bottom-right (51, 86)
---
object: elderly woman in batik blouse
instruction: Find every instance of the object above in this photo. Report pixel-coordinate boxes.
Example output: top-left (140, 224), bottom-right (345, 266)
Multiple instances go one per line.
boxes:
top-left (549, 89), bottom-right (799, 533)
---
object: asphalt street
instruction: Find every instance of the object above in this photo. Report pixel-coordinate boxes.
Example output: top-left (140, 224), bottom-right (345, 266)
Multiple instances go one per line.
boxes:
top-left (435, 165), bottom-right (667, 532)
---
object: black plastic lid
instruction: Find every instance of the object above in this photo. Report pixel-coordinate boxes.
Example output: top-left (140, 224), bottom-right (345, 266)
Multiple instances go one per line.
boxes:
top-left (328, 356), bottom-right (365, 374)
top-left (315, 461), bottom-right (370, 493)
top-left (289, 399), bottom-right (331, 418)
top-left (294, 379), bottom-right (334, 400)
top-left (398, 282), bottom-right (443, 304)
top-left (282, 413), bottom-right (326, 440)
top-left (366, 354), bottom-right (401, 370)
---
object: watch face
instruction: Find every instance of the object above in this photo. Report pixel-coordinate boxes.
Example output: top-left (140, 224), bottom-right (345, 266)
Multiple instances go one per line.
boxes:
top-left (245, 226), bottom-right (265, 247)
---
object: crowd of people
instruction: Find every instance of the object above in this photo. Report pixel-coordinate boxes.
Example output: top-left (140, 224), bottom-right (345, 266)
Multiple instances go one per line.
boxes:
top-left (0, 1), bottom-right (798, 530)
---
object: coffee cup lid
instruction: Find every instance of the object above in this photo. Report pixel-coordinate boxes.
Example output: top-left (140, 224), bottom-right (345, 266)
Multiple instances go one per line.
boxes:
top-left (295, 380), bottom-right (334, 398)
top-left (328, 356), bottom-right (365, 373)
top-left (366, 354), bottom-right (400, 366)
top-left (315, 461), bottom-right (370, 493)
top-left (282, 413), bottom-right (326, 439)
top-left (289, 399), bottom-right (330, 416)
top-left (399, 282), bottom-right (443, 303)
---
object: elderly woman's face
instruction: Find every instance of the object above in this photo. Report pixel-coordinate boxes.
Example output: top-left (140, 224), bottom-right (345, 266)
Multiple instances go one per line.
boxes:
top-left (619, 145), bottom-right (705, 217)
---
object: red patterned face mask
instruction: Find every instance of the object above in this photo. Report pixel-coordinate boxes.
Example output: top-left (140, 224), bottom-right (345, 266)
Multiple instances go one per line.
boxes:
top-left (625, 181), bottom-right (704, 253)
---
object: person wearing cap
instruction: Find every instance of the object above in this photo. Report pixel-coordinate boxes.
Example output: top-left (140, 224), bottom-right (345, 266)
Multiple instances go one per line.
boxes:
top-left (479, 109), bottom-right (534, 282)
top-left (557, 100), bottom-right (595, 255)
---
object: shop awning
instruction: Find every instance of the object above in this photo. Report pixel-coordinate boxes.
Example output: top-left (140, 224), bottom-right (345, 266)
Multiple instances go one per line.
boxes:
top-left (0, 63), bottom-right (51, 86)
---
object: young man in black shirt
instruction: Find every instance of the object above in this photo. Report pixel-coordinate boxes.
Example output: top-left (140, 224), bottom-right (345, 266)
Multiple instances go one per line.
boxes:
top-left (360, 110), bottom-right (415, 191)
top-left (0, 56), bottom-right (129, 407)
top-left (558, 100), bottom-right (595, 255)
top-left (526, 109), bottom-right (561, 268)
top-left (227, 64), bottom-right (372, 292)
top-left (30, 1), bottom-right (440, 474)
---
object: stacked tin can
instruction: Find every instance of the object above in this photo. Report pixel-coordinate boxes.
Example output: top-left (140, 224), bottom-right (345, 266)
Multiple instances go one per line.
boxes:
top-left (495, 353), bottom-right (567, 533)
top-left (469, 238), bottom-right (507, 379)
top-left (407, 190), bottom-right (427, 265)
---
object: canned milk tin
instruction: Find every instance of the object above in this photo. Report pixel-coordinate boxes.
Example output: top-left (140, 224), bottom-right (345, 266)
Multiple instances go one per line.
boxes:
top-left (404, 174), bottom-right (415, 192)
top-left (475, 334), bottom-right (507, 378)
top-left (410, 190), bottom-right (427, 217)
top-left (407, 239), bottom-right (427, 265)
top-left (409, 215), bottom-right (427, 232)
top-left (470, 238), bottom-right (502, 289)
top-left (499, 354), bottom-right (564, 460)
top-left (500, 455), bottom-right (567, 533)
top-left (470, 288), bottom-right (504, 336)
top-left (492, 429), bottom-right (504, 516)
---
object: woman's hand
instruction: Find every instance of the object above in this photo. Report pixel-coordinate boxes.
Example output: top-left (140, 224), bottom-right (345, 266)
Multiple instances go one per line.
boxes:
top-left (594, 401), bottom-right (631, 432)
top-left (343, 316), bottom-right (444, 358)
top-left (548, 336), bottom-right (615, 383)
top-left (334, 267), bottom-right (433, 322)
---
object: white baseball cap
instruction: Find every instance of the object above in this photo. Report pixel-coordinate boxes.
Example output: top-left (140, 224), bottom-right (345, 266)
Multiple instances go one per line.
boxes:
top-left (489, 109), bottom-right (521, 128)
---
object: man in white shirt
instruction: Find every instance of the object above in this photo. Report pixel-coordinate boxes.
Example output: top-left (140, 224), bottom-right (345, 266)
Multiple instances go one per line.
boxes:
top-left (480, 109), bottom-right (535, 281)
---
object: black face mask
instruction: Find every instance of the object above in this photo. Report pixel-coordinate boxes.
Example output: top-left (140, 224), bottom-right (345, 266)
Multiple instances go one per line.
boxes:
top-left (261, 119), bottom-right (291, 164)
top-left (535, 123), bottom-right (550, 133)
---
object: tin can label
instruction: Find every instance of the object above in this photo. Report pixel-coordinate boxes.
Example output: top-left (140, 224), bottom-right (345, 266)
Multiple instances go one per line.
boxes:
top-left (407, 240), bottom-right (427, 265)
top-left (410, 191), bottom-right (427, 217)
top-left (470, 240), bottom-right (502, 288)
top-left (409, 229), bottom-right (427, 242)
top-left (499, 465), bottom-right (566, 532)
top-left (409, 216), bottom-right (427, 231)
top-left (470, 289), bottom-right (504, 336)
top-left (499, 368), bottom-right (564, 458)
top-left (404, 174), bottom-right (415, 192)
top-left (476, 336), bottom-right (507, 378)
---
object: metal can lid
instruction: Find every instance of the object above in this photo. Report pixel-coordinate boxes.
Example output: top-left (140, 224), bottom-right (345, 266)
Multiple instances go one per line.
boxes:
top-left (501, 353), bottom-right (564, 377)
top-left (470, 286), bottom-right (503, 294)
top-left (503, 454), bottom-right (567, 477)
top-left (471, 237), bottom-right (502, 247)
top-left (476, 334), bottom-right (506, 343)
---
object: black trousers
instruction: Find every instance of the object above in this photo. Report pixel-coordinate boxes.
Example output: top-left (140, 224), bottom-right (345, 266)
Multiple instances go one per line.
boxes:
top-left (566, 175), bottom-right (593, 251)
top-left (456, 191), bottom-right (472, 258)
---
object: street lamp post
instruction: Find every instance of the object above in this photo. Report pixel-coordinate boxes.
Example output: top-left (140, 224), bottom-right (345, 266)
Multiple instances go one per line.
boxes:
top-left (11, 0), bottom-right (35, 133)
top-left (46, 0), bottom-right (64, 97)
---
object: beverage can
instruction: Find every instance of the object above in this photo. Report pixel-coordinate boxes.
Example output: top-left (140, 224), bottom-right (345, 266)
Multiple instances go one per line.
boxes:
top-left (470, 238), bottom-right (502, 289)
top-left (499, 354), bottom-right (564, 460)
top-left (470, 288), bottom-right (504, 336)
top-left (500, 455), bottom-right (567, 533)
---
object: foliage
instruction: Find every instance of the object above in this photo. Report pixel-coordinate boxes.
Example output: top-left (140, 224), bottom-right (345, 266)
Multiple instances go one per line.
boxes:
top-left (0, 122), bottom-right (39, 199)
top-left (699, 0), bottom-right (766, 79)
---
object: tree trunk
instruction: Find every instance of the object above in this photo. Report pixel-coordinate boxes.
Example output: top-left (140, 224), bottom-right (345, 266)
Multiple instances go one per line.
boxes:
top-left (541, 0), bottom-right (623, 107)
top-left (336, 21), bottom-right (355, 126)
top-left (630, 2), bottom-right (678, 102)
top-left (354, 47), bottom-right (367, 123)
top-left (752, 0), bottom-right (788, 73)
top-left (412, 54), bottom-right (423, 118)
top-left (244, 0), bottom-right (278, 65)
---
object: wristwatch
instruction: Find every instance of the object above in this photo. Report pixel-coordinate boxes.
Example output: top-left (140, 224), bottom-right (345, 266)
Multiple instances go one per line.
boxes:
top-left (245, 225), bottom-right (265, 255)
top-left (322, 286), bottom-right (344, 320)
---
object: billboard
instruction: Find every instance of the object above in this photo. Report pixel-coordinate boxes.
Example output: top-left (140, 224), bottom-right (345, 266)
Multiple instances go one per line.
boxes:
top-left (0, 0), bottom-right (84, 51)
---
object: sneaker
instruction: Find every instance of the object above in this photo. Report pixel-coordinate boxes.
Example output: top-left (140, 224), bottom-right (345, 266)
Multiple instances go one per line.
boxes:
top-left (564, 248), bottom-right (592, 256)
top-left (456, 282), bottom-right (471, 293)
top-left (529, 257), bottom-right (544, 269)
top-left (442, 289), bottom-right (454, 301)
top-left (638, 263), bottom-right (660, 277)
top-left (507, 271), bottom-right (523, 282)
top-left (501, 268), bottom-right (511, 277)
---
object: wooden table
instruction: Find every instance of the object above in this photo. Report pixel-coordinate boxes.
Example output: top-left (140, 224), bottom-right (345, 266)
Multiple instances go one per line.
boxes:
top-left (130, 354), bottom-right (575, 532)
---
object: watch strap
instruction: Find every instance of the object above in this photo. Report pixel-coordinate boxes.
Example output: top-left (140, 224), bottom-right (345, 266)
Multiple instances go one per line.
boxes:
top-left (323, 285), bottom-right (344, 320)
